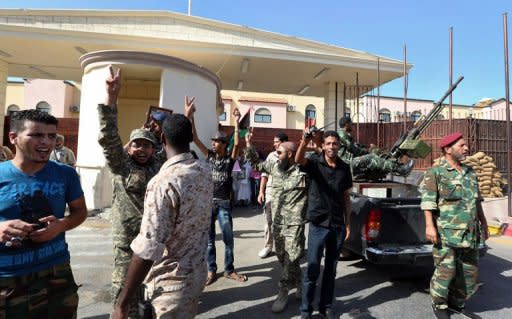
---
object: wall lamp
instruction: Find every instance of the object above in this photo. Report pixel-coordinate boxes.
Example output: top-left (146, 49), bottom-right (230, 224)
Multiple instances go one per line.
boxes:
top-left (313, 67), bottom-right (329, 80)
top-left (29, 66), bottom-right (55, 78)
top-left (74, 46), bottom-right (88, 54)
top-left (298, 85), bottom-right (310, 95)
top-left (241, 58), bottom-right (250, 73)
top-left (0, 49), bottom-right (12, 58)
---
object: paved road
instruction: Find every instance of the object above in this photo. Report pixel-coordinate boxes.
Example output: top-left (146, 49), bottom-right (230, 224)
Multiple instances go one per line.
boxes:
top-left (68, 207), bottom-right (512, 319)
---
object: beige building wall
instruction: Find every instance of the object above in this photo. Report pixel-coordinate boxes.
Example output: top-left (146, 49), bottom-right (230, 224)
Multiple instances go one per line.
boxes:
top-left (116, 81), bottom-right (160, 143)
top-left (5, 80), bottom-right (24, 113)
top-left (220, 89), bottom-right (324, 130)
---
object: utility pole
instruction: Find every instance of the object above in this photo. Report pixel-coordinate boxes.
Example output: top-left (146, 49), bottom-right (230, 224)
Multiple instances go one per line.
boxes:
top-left (188, 0), bottom-right (192, 16)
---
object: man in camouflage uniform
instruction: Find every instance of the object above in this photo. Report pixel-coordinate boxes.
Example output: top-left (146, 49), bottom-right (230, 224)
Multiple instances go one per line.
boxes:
top-left (245, 129), bottom-right (308, 313)
top-left (113, 113), bottom-right (213, 319)
top-left (338, 117), bottom-right (413, 180)
top-left (257, 132), bottom-right (289, 259)
top-left (420, 132), bottom-right (489, 319)
top-left (99, 66), bottom-right (162, 318)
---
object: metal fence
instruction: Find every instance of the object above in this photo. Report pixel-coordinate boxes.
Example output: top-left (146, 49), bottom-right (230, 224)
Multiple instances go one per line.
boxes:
top-left (358, 119), bottom-right (511, 174)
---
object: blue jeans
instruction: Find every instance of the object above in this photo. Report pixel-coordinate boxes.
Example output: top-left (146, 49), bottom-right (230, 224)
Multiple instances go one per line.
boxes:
top-left (207, 200), bottom-right (235, 274)
top-left (300, 223), bottom-right (346, 315)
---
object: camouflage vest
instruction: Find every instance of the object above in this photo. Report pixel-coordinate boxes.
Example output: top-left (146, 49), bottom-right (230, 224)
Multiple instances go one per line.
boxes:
top-left (420, 157), bottom-right (480, 248)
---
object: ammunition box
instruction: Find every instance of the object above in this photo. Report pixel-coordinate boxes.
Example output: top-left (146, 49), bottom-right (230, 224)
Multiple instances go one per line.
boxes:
top-left (399, 139), bottom-right (432, 158)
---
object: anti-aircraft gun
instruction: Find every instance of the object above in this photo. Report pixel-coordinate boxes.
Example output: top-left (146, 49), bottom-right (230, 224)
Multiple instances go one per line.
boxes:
top-left (350, 76), bottom-right (464, 181)
top-left (387, 76), bottom-right (464, 161)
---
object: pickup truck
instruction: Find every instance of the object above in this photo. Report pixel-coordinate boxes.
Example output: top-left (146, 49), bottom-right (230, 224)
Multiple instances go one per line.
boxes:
top-left (343, 181), bottom-right (486, 265)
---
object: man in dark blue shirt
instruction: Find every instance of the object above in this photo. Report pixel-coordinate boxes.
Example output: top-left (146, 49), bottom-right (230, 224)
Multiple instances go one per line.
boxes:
top-left (295, 130), bottom-right (352, 319)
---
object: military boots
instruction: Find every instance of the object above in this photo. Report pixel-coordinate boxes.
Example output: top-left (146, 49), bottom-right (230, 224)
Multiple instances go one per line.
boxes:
top-left (271, 288), bottom-right (289, 313)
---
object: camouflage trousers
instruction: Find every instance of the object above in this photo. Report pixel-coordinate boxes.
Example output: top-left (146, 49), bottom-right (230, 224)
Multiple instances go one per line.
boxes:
top-left (0, 262), bottom-right (78, 319)
top-left (352, 154), bottom-right (395, 179)
top-left (147, 273), bottom-right (205, 319)
top-left (274, 223), bottom-right (305, 291)
top-left (430, 245), bottom-right (479, 309)
top-left (263, 199), bottom-right (273, 249)
top-left (111, 208), bottom-right (143, 319)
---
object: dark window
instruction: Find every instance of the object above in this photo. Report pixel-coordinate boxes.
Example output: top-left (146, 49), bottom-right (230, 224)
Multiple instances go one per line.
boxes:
top-left (254, 108), bottom-right (272, 123)
top-left (7, 104), bottom-right (20, 116)
top-left (410, 111), bottom-right (421, 122)
top-left (379, 108), bottom-right (391, 122)
top-left (36, 101), bottom-right (51, 113)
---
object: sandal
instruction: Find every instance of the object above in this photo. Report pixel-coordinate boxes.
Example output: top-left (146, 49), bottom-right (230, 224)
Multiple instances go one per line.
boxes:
top-left (224, 271), bottom-right (248, 282)
top-left (205, 271), bottom-right (217, 286)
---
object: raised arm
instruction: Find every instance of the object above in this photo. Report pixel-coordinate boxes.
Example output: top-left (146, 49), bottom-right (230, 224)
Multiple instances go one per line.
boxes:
top-left (244, 128), bottom-right (271, 174)
top-left (184, 96), bottom-right (209, 157)
top-left (97, 65), bottom-right (130, 175)
top-left (295, 129), bottom-right (312, 166)
top-left (230, 109), bottom-right (241, 160)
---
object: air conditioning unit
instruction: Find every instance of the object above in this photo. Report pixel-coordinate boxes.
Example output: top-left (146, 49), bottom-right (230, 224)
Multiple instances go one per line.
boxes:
top-left (287, 104), bottom-right (295, 112)
top-left (69, 105), bottom-right (80, 113)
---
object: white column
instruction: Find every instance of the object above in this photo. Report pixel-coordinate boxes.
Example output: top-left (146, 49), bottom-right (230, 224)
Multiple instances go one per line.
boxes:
top-left (77, 51), bottom-right (222, 210)
top-left (76, 64), bottom-right (113, 210)
top-left (159, 68), bottom-right (219, 157)
top-left (323, 81), bottom-right (344, 131)
top-left (0, 60), bottom-right (7, 143)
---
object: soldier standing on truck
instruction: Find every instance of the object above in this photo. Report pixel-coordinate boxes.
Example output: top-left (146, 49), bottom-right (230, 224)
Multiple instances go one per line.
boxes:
top-left (338, 117), bottom-right (414, 180)
top-left (420, 132), bottom-right (489, 319)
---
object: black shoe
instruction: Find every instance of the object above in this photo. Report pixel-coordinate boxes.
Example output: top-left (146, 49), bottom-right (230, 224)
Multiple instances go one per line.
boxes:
top-left (319, 308), bottom-right (337, 319)
top-left (448, 306), bottom-right (482, 319)
top-left (432, 304), bottom-right (450, 319)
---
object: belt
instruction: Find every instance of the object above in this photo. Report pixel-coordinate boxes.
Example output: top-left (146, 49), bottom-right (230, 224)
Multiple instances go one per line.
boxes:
top-left (0, 262), bottom-right (71, 286)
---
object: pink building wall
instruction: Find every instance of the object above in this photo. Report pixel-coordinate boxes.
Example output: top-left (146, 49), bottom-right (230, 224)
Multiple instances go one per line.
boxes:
top-left (482, 99), bottom-right (510, 120)
top-left (361, 95), bottom-right (433, 122)
top-left (24, 79), bottom-right (79, 118)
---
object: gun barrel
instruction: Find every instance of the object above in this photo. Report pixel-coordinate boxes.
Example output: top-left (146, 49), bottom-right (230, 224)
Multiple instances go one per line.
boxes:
top-left (416, 76), bottom-right (464, 135)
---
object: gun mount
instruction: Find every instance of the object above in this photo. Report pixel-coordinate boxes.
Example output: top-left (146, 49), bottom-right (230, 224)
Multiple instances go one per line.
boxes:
top-left (350, 76), bottom-right (464, 182)
top-left (389, 76), bottom-right (464, 160)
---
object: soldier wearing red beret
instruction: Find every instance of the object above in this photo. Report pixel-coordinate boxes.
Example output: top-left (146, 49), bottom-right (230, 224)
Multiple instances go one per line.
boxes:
top-left (420, 132), bottom-right (489, 319)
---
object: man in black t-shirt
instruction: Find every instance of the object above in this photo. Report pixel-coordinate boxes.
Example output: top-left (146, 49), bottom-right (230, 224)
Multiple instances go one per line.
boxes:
top-left (295, 130), bottom-right (353, 319)
top-left (185, 98), bottom-right (248, 286)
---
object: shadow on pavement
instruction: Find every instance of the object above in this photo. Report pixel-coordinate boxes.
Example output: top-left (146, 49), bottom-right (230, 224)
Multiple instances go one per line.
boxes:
top-left (198, 258), bottom-right (304, 318)
top-left (335, 259), bottom-right (432, 318)
top-left (465, 249), bottom-right (512, 314)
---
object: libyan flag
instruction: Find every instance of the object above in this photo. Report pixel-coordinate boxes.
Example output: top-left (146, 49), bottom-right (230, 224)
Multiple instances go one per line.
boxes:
top-left (228, 108), bottom-right (251, 152)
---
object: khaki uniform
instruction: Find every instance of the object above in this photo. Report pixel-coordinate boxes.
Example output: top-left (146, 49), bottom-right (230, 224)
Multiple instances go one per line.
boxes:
top-left (50, 146), bottom-right (76, 166)
top-left (130, 153), bottom-right (213, 319)
top-left (261, 151), bottom-right (278, 250)
top-left (420, 157), bottom-right (481, 309)
top-left (97, 104), bottom-right (161, 318)
top-left (245, 147), bottom-right (308, 290)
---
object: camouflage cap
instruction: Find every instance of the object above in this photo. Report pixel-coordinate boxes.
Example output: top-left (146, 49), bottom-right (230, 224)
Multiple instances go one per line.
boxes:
top-left (129, 128), bottom-right (157, 146)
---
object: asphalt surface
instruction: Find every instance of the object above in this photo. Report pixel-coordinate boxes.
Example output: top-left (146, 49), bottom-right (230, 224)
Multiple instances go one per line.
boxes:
top-left (69, 207), bottom-right (512, 319)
